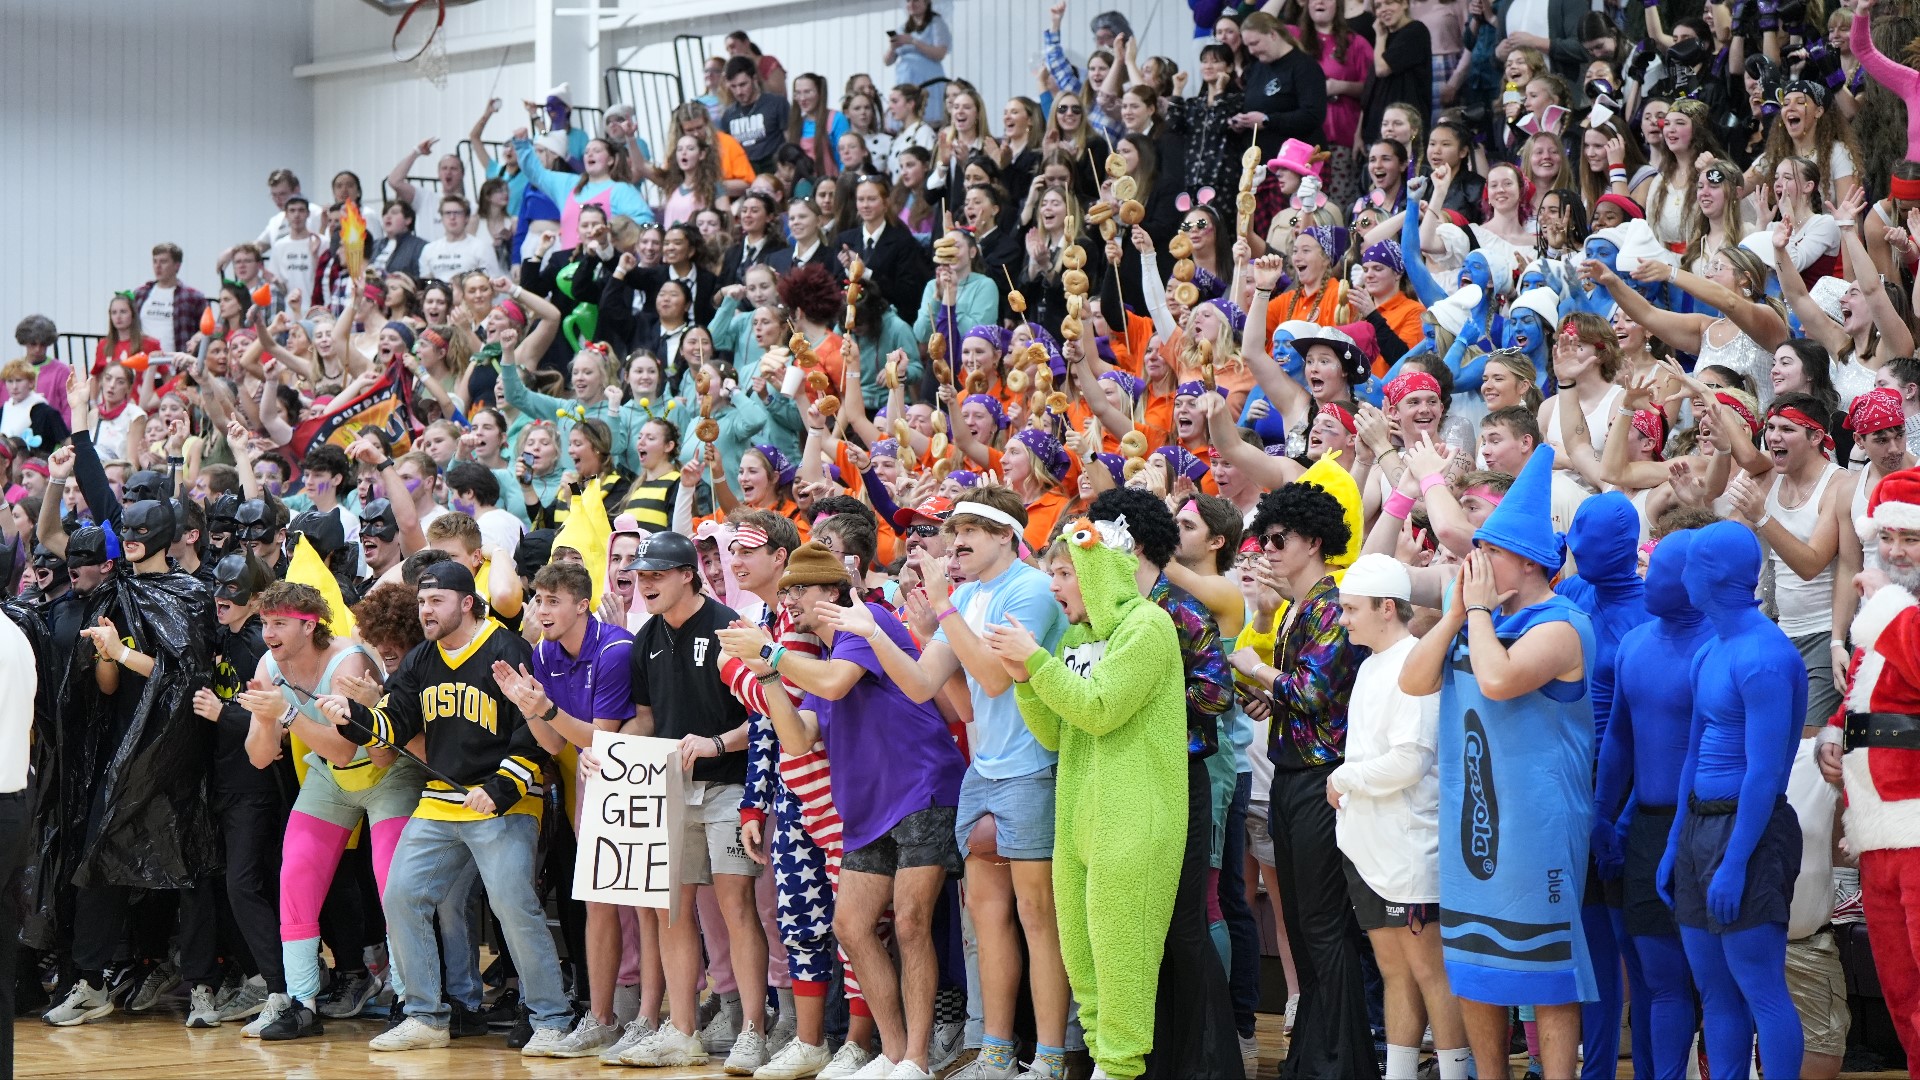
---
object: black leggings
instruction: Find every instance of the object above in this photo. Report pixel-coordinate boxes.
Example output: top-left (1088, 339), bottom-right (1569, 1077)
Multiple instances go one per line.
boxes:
top-left (1270, 764), bottom-right (1376, 1079)
top-left (1143, 755), bottom-right (1243, 1079)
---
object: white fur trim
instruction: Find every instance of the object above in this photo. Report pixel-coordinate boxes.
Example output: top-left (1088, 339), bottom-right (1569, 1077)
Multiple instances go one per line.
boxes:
top-left (1846, 649), bottom-right (1886, 714)
top-left (1851, 584), bottom-right (1917, 653)
top-left (1842, 751), bottom-right (1920, 853)
top-left (1857, 514), bottom-right (1878, 545)
top-left (1869, 502), bottom-right (1920, 534)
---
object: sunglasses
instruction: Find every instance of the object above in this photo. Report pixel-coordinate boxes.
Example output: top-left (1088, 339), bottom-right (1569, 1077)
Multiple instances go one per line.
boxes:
top-left (1259, 531), bottom-right (1293, 550)
top-left (906, 523), bottom-right (942, 538)
top-left (1178, 219), bottom-right (1212, 233)
top-left (1056, 104), bottom-right (1084, 114)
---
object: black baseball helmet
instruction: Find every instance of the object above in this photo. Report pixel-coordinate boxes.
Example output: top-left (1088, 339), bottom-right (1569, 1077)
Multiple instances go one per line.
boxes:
top-left (358, 498), bottom-right (399, 542)
top-left (123, 470), bottom-right (171, 504)
top-left (212, 553), bottom-right (273, 603)
top-left (121, 500), bottom-right (179, 554)
top-left (234, 499), bottom-right (275, 543)
top-left (288, 509), bottom-right (347, 558)
top-left (626, 531), bottom-right (698, 572)
top-left (66, 525), bottom-right (109, 568)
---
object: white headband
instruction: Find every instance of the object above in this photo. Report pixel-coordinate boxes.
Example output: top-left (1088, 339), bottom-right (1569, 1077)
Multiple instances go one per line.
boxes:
top-left (948, 501), bottom-right (1024, 532)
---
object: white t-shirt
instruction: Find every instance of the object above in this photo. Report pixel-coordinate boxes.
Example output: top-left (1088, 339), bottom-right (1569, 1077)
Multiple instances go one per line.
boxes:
top-left (1330, 635), bottom-right (1442, 903)
top-left (412, 187), bottom-right (449, 243)
top-left (92, 402), bottom-right (147, 463)
top-left (256, 209), bottom-right (290, 251)
top-left (269, 234), bottom-right (319, 294)
top-left (420, 231), bottom-right (505, 283)
top-left (1506, 0), bottom-right (1551, 42)
top-left (0, 614), bottom-right (33, 792)
top-left (140, 286), bottom-right (178, 352)
top-left (476, 506), bottom-right (526, 558)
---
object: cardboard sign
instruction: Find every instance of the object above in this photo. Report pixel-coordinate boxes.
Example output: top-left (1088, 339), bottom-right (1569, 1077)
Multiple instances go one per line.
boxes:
top-left (572, 731), bottom-right (685, 923)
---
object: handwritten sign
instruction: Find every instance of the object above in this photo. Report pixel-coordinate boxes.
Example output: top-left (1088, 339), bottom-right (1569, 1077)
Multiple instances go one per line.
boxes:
top-left (573, 732), bottom-right (685, 923)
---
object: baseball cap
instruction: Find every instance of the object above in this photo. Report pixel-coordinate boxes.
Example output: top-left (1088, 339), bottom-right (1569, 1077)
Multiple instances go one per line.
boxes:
top-left (417, 560), bottom-right (479, 598)
top-left (892, 496), bottom-right (954, 530)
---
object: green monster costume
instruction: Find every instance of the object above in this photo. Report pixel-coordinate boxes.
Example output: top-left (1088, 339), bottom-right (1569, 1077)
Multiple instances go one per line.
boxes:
top-left (1013, 515), bottom-right (1189, 1080)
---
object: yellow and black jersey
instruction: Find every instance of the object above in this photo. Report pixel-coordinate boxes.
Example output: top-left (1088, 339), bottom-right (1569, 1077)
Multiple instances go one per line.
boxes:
top-left (345, 619), bottom-right (547, 822)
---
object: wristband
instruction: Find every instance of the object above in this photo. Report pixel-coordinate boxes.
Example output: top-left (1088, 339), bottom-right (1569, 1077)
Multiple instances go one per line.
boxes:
top-left (119, 644), bottom-right (132, 665)
top-left (1383, 488), bottom-right (1417, 518)
top-left (768, 645), bottom-right (787, 670)
top-left (1419, 472), bottom-right (1448, 494)
top-left (279, 704), bottom-right (299, 731)
top-left (1753, 513), bottom-right (1772, 529)
top-left (1466, 604), bottom-right (1493, 616)
top-left (711, 735), bottom-right (726, 757)
top-left (376, 457), bottom-right (397, 472)
top-left (1617, 406), bottom-right (1635, 416)
top-left (755, 669), bottom-right (782, 684)
top-left (1643, 0), bottom-right (1657, 9)
top-left (935, 605), bottom-right (959, 623)
top-left (1608, 167), bottom-right (1629, 186)
top-left (48, 476), bottom-right (66, 487)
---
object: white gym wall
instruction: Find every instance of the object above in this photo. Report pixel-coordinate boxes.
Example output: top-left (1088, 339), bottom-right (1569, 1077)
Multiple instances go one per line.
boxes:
top-left (1, 0), bottom-right (312, 342)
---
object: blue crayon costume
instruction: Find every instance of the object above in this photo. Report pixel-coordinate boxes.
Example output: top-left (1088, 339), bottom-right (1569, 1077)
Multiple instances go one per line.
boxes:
top-left (1557, 494), bottom-right (1653, 1079)
top-left (1594, 530), bottom-right (1714, 1079)
top-left (1661, 521), bottom-right (1805, 1078)
top-left (1436, 449), bottom-right (1600, 1006)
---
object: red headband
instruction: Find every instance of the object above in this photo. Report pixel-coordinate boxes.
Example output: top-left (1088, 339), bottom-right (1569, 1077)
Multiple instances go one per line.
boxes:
top-left (1319, 401), bottom-right (1357, 433)
top-left (418, 328), bottom-right (448, 351)
top-left (1775, 405), bottom-right (1835, 456)
top-left (1892, 175), bottom-right (1920, 201)
top-left (1845, 386), bottom-right (1906, 434)
top-left (497, 298), bottom-right (527, 326)
top-left (1714, 392), bottom-right (1759, 434)
top-left (1630, 408), bottom-right (1666, 459)
top-left (22, 460), bottom-right (48, 477)
top-left (1384, 371), bottom-right (1442, 406)
top-left (264, 609), bottom-right (320, 622)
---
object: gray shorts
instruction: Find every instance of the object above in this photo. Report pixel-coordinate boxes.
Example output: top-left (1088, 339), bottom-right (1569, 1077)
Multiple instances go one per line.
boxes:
top-left (1245, 800), bottom-right (1276, 867)
top-left (292, 754), bottom-right (425, 829)
top-left (1792, 630), bottom-right (1842, 729)
top-left (678, 782), bottom-right (761, 885)
top-left (844, 804), bottom-right (963, 877)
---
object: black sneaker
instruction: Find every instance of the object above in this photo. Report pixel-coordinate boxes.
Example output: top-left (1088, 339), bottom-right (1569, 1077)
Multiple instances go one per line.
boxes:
top-left (505, 1003), bottom-right (533, 1049)
top-left (260, 1003), bottom-right (325, 1041)
top-left (482, 986), bottom-right (520, 1029)
top-left (448, 999), bottom-right (490, 1039)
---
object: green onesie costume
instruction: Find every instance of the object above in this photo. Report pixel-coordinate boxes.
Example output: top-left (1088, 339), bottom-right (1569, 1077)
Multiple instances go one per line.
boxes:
top-left (1013, 516), bottom-right (1189, 1080)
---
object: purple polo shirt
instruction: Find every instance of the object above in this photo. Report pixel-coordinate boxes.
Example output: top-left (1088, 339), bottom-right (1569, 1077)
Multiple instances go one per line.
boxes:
top-left (532, 616), bottom-right (636, 725)
top-left (802, 603), bottom-right (965, 853)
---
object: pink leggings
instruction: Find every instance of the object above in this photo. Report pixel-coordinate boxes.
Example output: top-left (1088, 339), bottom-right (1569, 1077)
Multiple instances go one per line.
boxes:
top-left (280, 811), bottom-right (409, 941)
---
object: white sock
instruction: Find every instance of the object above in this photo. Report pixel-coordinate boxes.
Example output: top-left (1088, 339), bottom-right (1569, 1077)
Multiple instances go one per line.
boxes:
top-left (1437, 1046), bottom-right (1472, 1080)
top-left (776, 986), bottom-right (795, 1022)
top-left (1385, 1044), bottom-right (1421, 1080)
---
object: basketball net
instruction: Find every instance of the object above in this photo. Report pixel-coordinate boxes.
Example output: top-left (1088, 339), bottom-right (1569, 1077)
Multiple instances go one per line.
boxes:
top-left (393, 0), bottom-right (449, 89)
top-left (417, 31), bottom-right (449, 89)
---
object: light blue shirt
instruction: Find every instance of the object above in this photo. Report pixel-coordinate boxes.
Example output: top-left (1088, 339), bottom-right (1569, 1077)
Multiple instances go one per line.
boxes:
top-left (935, 558), bottom-right (1067, 780)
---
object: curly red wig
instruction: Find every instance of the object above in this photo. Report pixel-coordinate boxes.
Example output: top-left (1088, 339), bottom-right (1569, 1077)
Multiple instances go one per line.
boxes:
top-left (777, 263), bottom-right (844, 326)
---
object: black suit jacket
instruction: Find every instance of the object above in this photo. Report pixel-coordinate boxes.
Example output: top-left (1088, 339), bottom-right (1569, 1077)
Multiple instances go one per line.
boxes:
top-left (632, 263), bottom-right (719, 328)
top-left (836, 222), bottom-right (932, 323)
top-left (374, 233), bottom-right (426, 283)
top-left (719, 236), bottom-right (778, 288)
top-left (765, 244), bottom-right (836, 276)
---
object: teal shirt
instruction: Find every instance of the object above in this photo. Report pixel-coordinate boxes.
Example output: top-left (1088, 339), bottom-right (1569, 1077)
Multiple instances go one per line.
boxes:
top-left (708, 296), bottom-right (766, 374)
top-left (911, 272), bottom-right (1001, 345)
top-left (676, 392), bottom-right (769, 495)
top-left (497, 364), bottom-right (637, 471)
top-left (854, 310), bottom-right (925, 411)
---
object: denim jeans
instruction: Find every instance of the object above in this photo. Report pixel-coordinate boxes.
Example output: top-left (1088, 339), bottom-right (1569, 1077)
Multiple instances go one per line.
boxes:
top-left (387, 857), bottom-right (484, 1010)
top-left (384, 814), bottom-right (569, 1030)
top-left (1217, 771), bottom-right (1260, 1039)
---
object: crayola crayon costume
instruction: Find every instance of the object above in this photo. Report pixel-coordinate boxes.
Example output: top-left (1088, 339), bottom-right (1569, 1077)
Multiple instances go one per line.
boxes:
top-left (1436, 448), bottom-right (1600, 1006)
top-left (1014, 516), bottom-right (1187, 1080)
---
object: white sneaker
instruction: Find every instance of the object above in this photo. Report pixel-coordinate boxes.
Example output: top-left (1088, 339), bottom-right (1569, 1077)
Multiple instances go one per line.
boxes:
top-left (846, 1054), bottom-right (897, 1079)
top-left (727, 1027), bottom-right (771, 1074)
top-left (44, 979), bottom-right (113, 1026)
top-left (622, 1023), bottom-right (710, 1067)
top-left (544, 1013), bottom-right (616, 1057)
top-left (1090, 1068), bottom-right (1111, 1080)
top-left (601, 1018), bottom-right (658, 1065)
top-left (756, 1037), bottom-right (834, 1079)
top-left (818, 1041), bottom-right (875, 1079)
top-left (521, 1025), bottom-right (570, 1057)
top-left (886, 1061), bottom-right (933, 1079)
top-left (1283, 994), bottom-right (1299, 1034)
top-left (1012, 1062), bottom-right (1058, 1080)
top-left (948, 1055), bottom-right (1020, 1079)
top-left (369, 1015), bottom-right (451, 1051)
top-left (216, 976), bottom-right (268, 1022)
top-left (929, 1023), bottom-right (965, 1074)
top-left (185, 985), bottom-right (222, 1028)
top-left (243, 993), bottom-right (292, 1038)
top-left (700, 1003), bottom-right (740, 1053)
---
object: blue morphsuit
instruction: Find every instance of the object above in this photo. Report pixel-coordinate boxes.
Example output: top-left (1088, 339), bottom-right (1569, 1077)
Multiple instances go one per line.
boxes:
top-left (1594, 531), bottom-right (1714, 1079)
top-left (1503, 310), bottom-right (1553, 389)
top-left (1559, 493), bottom-right (1654, 1080)
top-left (1660, 522), bottom-right (1805, 1080)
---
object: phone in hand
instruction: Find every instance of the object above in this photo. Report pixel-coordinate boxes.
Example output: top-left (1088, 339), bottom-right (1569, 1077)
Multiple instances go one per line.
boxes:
top-left (887, 29), bottom-right (899, 38)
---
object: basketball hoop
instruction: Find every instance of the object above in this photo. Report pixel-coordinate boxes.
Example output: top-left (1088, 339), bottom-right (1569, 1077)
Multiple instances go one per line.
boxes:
top-left (393, 0), bottom-right (449, 89)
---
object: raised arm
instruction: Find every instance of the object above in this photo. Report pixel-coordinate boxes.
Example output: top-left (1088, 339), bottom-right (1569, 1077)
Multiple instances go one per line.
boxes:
top-left (1772, 216), bottom-right (1852, 355)
top-left (1588, 259), bottom-right (1708, 353)
top-left (387, 137), bottom-right (435, 205)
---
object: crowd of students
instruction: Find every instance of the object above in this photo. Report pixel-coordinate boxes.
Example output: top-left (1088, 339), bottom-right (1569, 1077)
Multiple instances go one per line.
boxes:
top-left (7, 0), bottom-right (1920, 1078)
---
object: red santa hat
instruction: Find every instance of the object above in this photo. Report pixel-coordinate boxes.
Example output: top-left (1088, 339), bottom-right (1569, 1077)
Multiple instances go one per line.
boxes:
top-left (1864, 467), bottom-right (1920, 540)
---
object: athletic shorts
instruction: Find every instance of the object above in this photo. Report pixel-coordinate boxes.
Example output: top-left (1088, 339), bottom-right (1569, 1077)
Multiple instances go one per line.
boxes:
top-left (1245, 800), bottom-right (1275, 867)
top-left (954, 765), bottom-right (1056, 861)
top-left (679, 782), bottom-right (761, 885)
top-left (845, 804), bottom-right (963, 877)
top-left (1786, 929), bottom-right (1850, 1057)
top-left (1343, 857), bottom-right (1438, 933)
top-left (292, 754), bottom-right (425, 829)
top-left (1623, 804), bottom-right (1680, 938)
top-left (1673, 795), bottom-right (1800, 934)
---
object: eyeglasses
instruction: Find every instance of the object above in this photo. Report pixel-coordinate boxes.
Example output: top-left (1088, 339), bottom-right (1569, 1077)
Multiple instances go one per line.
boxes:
top-left (1259, 531), bottom-right (1293, 551)
top-left (907, 523), bottom-right (942, 537)
top-left (779, 585), bottom-right (813, 603)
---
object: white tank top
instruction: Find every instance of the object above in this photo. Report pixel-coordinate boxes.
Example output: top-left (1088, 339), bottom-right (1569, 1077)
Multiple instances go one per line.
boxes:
top-left (1765, 462), bottom-right (1842, 636)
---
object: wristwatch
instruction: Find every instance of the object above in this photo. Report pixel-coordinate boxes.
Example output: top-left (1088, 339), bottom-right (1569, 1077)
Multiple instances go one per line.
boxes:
top-left (538, 704), bottom-right (558, 724)
top-left (759, 642), bottom-right (777, 662)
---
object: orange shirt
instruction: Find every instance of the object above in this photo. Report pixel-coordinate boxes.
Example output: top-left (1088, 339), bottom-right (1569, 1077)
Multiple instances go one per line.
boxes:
top-left (1267, 283), bottom-right (1342, 329)
top-left (716, 132), bottom-right (754, 187)
top-left (1024, 488), bottom-right (1071, 553)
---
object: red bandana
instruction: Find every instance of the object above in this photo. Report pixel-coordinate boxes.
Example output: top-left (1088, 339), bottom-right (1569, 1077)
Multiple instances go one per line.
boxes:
top-left (1845, 387), bottom-right (1905, 435)
top-left (1384, 371), bottom-right (1442, 406)
top-left (1776, 405), bottom-right (1835, 457)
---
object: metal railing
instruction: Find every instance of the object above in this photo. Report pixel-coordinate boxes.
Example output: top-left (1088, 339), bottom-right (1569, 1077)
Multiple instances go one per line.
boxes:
top-left (56, 333), bottom-right (105, 372)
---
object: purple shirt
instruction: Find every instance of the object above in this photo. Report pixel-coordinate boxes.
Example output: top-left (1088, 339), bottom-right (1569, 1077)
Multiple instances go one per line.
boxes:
top-left (532, 617), bottom-right (636, 725)
top-left (804, 603), bottom-right (964, 852)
